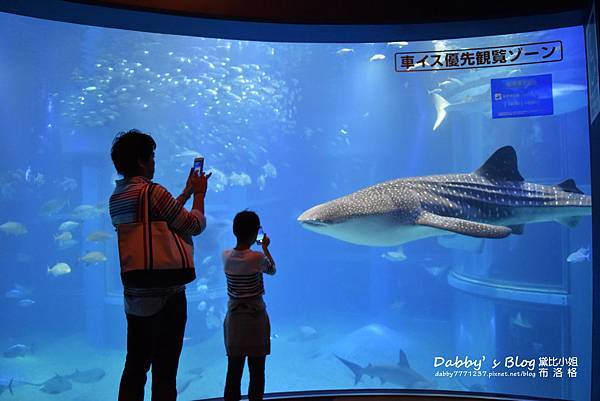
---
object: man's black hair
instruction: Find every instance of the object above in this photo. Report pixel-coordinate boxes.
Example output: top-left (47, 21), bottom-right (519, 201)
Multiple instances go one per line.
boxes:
top-left (233, 210), bottom-right (260, 242)
top-left (111, 129), bottom-right (156, 177)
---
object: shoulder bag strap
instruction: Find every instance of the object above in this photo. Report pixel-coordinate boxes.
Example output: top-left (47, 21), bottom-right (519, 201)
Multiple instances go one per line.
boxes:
top-left (146, 183), bottom-right (155, 270)
top-left (134, 183), bottom-right (151, 270)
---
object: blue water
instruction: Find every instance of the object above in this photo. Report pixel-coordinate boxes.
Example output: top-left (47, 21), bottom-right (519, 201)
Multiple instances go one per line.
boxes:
top-left (0, 12), bottom-right (593, 401)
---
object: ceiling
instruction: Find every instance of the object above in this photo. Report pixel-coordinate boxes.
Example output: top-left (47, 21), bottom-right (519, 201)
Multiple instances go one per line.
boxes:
top-left (66, 0), bottom-right (590, 24)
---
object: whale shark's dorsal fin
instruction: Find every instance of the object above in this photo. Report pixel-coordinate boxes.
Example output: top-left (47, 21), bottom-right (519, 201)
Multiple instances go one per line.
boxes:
top-left (556, 179), bottom-right (584, 194)
top-left (398, 349), bottom-right (410, 368)
top-left (474, 146), bottom-right (524, 182)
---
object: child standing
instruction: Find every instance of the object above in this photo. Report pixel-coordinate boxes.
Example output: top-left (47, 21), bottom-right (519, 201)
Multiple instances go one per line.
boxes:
top-left (222, 210), bottom-right (276, 401)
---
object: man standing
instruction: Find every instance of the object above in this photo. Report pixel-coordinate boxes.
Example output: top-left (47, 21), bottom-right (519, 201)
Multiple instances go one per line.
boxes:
top-left (109, 129), bottom-right (210, 401)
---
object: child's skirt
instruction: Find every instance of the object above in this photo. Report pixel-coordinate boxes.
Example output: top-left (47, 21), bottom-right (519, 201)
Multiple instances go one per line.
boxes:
top-left (223, 296), bottom-right (271, 356)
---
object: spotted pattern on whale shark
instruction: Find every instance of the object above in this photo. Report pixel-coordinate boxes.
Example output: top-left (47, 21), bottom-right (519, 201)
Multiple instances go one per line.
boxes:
top-left (298, 146), bottom-right (591, 246)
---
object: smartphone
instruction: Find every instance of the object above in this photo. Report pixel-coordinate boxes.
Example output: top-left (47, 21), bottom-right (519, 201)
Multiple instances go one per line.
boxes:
top-left (193, 157), bottom-right (204, 174)
top-left (256, 227), bottom-right (265, 245)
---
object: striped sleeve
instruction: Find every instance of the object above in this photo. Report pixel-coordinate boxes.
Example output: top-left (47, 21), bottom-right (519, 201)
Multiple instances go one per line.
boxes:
top-left (260, 254), bottom-right (276, 275)
top-left (149, 184), bottom-right (206, 236)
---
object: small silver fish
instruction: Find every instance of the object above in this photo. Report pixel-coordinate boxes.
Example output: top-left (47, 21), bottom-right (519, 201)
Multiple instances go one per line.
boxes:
top-left (369, 54), bottom-right (386, 62)
top-left (567, 247), bottom-right (590, 263)
top-left (3, 344), bottom-right (31, 358)
top-left (381, 247), bottom-right (407, 262)
top-left (17, 299), bottom-right (35, 307)
top-left (5, 284), bottom-right (29, 299)
top-left (336, 48), bottom-right (354, 55)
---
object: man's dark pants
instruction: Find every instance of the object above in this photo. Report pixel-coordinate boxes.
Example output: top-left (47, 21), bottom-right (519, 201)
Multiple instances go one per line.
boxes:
top-left (224, 355), bottom-right (266, 401)
top-left (118, 291), bottom-right (187, 401)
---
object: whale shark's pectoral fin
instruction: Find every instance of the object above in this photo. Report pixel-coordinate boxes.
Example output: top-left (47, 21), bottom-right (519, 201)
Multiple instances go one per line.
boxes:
top-left (416, 212), bottom-right (512, 239)
top-left (508, 224), bottom-right (525, 235)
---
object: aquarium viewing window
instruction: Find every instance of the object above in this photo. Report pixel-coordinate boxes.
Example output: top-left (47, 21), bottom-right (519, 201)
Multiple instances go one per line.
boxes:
top-left (0, 4), bottom-right (594, 401)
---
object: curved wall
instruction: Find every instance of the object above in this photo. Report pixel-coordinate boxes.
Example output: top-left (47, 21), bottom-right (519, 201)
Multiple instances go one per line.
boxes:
top-left (0, 4), bottom-right (594, 401)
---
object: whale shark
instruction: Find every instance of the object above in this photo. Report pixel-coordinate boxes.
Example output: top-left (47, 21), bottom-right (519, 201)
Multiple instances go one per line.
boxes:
top-left (298, 146), bottom-right (591, 246)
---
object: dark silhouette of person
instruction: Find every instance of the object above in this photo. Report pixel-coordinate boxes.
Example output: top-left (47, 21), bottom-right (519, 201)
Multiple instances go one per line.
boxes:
top-left (222, 210), bottom-right (276, 401)
top-left (109, 129), bottom-right (211, 401)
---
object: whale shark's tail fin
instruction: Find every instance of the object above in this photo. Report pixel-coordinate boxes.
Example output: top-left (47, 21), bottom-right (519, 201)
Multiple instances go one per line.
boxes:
top-left (432, 93), bottom-right (450, 131)
top-left (475, 146), bottom-right (524, 182)
top-left (335, 355), bottom-right (364, 385)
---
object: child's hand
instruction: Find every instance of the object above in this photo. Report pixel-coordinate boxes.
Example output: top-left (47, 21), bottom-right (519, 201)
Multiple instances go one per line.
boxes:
top-left (261, 234), bottom-right (270, 248)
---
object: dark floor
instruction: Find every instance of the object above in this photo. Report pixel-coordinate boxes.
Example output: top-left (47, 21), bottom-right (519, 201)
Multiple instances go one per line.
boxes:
top-left (198, 389), bottom-right (560, 401)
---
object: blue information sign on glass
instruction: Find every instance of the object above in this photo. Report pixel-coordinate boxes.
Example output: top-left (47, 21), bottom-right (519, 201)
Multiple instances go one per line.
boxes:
top-left (491, 74), bottom-right (554, 118)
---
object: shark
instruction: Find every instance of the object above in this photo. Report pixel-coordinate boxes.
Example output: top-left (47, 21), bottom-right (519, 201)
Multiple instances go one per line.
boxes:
top-left (335, 350), bottom-right (435, 388)
top-left (297, 146), bottom-right (591, 247)
top-left (431, 75), bottom-right (587, 131)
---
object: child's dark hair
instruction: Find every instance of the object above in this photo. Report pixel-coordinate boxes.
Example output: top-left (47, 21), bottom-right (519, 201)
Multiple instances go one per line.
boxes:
top-left (111, 129), bottom-right (156, 176)
top-left (233, 210), bottom-right (260, 242)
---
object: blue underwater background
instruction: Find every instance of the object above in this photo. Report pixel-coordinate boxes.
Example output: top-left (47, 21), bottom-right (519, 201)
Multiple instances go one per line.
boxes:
top-left (0, 12), bottom-right (593, 401)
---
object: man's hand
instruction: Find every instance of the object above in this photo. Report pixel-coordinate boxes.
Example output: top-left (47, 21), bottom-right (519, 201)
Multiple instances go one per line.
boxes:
top-left (192, 170), bottom-right (212, 196)
top-left (182, 168), bottom-right (195, 198)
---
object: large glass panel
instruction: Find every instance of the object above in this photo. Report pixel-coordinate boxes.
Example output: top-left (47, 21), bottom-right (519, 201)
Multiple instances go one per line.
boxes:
top-left (0, 12), bottom-right (591, 401)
